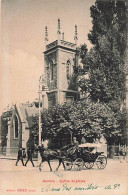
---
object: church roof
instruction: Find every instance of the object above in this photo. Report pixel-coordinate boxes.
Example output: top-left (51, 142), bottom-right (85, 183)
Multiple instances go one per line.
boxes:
top-left (1, 109), bottom-right (13, 119)
top-left (1, 103), bottom-right (38, 128)
top-left (18, 103), bottom-right (38, 128)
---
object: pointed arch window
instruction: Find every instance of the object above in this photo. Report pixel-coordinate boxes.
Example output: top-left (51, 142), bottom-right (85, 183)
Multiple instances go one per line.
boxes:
top-left (50, 61), bottom-right (54, 81)
top-left (66, 60), bottom-right (71, 79)
top-left (14, 116), bottom-right (18, 139)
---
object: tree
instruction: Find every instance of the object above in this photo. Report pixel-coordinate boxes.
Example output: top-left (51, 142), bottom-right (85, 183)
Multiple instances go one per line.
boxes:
top-left (30, 99), bottom-right (119, 147)
top-left (68, 99), bottom-right (119, 144)
top-left (0, 118), bottom-right (8, 147)
top-left (87, 0), bottom-right (127, 105)
top-left (77, 0), bottom-right (127, 105)
top-left (76, 0), bottom-right (127, 144)
top-left (30, 104), bottom-right (72, 148)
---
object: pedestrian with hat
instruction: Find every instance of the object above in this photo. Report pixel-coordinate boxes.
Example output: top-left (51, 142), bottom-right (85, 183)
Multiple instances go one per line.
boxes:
top-left (25, 147), bottom-right (35, 167)
top-left (15, 147), bottom-right (25, 166)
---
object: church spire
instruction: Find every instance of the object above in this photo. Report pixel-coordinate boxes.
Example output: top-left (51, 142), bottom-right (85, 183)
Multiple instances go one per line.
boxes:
top-left (45, 26), bottom-right (48, 48)
top-left (74, 25), bottom-right (78, 46)
top-left (57, 18), bottom-right (61, 43)
top-left (62, 32), bottom-right (64, 41)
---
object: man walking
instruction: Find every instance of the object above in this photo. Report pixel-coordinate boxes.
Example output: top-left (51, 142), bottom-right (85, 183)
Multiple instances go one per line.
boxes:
top-left (15, 147), bottom-right (24, 166)
top-left (25, 148), bottom-right (35, 167)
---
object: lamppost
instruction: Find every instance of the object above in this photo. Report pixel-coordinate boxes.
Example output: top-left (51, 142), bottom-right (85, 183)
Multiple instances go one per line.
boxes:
top-left (38, 75), bottom-right (43, 164)
top-left (38, 77), bottom-right (42, 147)
top-left (37, 75), bottom-right (48, 165)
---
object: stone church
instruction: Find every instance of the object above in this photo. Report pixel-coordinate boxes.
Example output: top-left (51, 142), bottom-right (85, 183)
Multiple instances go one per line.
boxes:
top-left (0, 19), bottom-right (128, 155)
top-left (0, 19), bottom-right (80, 155)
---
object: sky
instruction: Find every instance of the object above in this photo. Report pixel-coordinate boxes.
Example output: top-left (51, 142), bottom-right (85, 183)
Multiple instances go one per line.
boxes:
top-left (0, 0), bottom-right (95, 114)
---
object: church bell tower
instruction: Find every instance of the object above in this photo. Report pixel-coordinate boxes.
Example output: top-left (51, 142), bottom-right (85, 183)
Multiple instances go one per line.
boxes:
top-left (43, 19), bottom-right (79, 107)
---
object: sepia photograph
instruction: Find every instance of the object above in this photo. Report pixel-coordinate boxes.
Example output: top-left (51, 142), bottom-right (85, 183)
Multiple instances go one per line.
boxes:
top-left (0, 0), bottom-right (128, 194)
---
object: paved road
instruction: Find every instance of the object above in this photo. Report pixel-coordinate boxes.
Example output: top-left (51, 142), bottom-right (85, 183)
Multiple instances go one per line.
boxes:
top-left (0, 159), bottom-right (128, 195)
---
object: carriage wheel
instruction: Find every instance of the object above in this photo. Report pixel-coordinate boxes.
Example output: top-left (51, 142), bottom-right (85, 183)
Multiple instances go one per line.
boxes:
top-left (85, 162), bottom-right (94, 169)
top-left (74, 158), bottom-right (84, 171)
top-left (64, 159), bottom-right (73, 170)
top-left (96, 155), bottom-right (107, 169)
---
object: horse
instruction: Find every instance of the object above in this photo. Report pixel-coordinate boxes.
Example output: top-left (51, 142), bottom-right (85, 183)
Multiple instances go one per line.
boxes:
top-left (38, 145), bottom-right (66, 172)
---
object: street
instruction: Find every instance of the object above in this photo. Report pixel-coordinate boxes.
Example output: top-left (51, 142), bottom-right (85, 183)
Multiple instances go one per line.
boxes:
top-left (0, 158), bottom-right (128, 195)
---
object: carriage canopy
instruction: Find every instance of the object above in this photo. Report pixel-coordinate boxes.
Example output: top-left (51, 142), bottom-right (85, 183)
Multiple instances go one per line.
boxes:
top-left (78, 143), bottom-right (102, 148)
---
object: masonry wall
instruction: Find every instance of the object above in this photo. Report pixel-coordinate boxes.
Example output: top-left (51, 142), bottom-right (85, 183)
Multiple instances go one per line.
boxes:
top-left (44, 45), bottom-right (78, 106)
top-left (58, 48), bottom-right (75, 90)
top-left (44, 48), bottom-right (76, 91)
top-left (44, 50), bottom-right (57, 91)
top-left (6, 110), bottom-right (22, 154)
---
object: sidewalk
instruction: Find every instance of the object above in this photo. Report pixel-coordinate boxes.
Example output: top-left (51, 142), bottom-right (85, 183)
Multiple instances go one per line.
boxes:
top-left (0, 154), bottom-right (126, 162)
top-left (0, 154), bottom-right (38, 161)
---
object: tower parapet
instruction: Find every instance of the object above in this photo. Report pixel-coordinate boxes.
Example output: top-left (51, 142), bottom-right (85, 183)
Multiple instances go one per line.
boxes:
top-left (45, 40), bottom-right (76, 52)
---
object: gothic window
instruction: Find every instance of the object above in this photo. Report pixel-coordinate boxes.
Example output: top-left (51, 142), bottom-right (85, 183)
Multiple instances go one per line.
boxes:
top-left (50, 61), bottom-right (54, 81)
top-left (66, 60), bottom-right (71, 79)
top-left (14, 116), bottom-right (18, 138)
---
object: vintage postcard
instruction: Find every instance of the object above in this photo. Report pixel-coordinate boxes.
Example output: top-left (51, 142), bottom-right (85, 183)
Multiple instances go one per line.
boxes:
top-left (0, 0), bottom-right (128, 195)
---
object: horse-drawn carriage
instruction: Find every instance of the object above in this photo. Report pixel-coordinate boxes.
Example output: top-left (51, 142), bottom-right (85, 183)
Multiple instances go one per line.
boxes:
top-left (63, 143), bottom-right (107, 171)
top-left (38, 142), bottom-right (107, 171)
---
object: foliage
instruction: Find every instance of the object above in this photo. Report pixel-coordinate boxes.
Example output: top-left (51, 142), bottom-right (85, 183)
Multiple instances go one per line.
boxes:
top-left (30, 99), bottom-right (120, 147)
top-left (41, 104), bottom-right (71, 148)
top-left (67, 45), bottom-right (88, 92)
top-left (68, 73), bottom-right (78, 91)
top-left (68, 99), bottom-right (119, 144)
top-left (76, 0), bottom-right (127, 144)
top-left (1, 118), bottom-right (8, 147)
top-left (78, 0), bottom-right (127, 105)
top-left (29, 1), bottom-right (127, 147)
